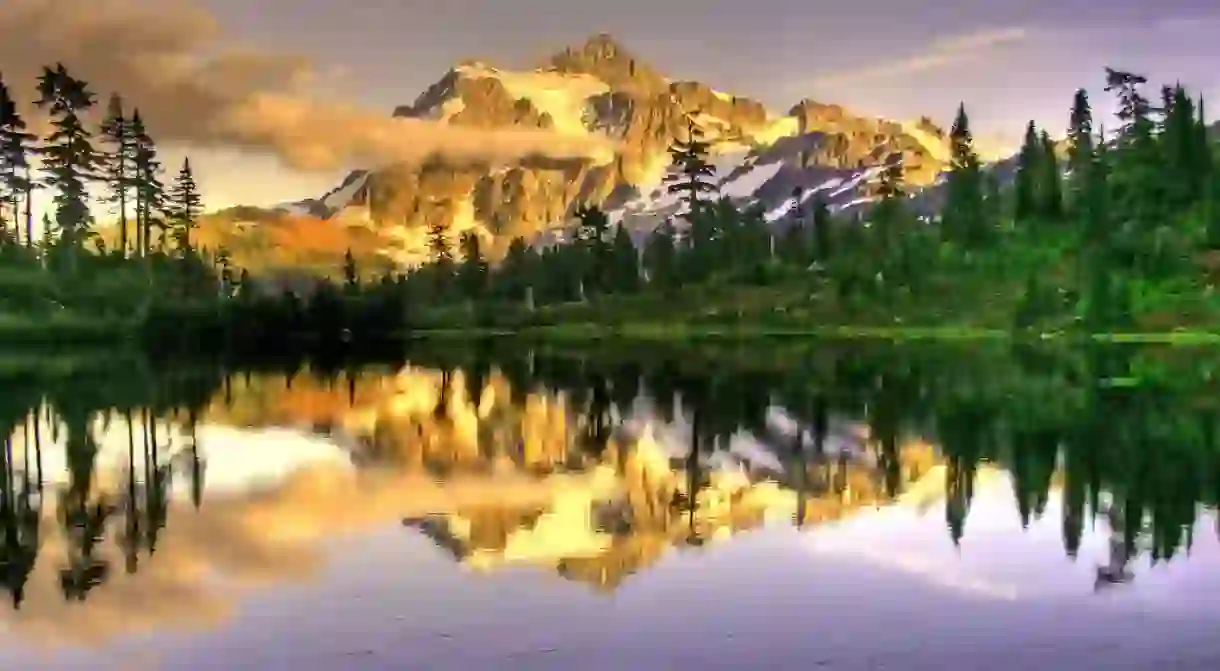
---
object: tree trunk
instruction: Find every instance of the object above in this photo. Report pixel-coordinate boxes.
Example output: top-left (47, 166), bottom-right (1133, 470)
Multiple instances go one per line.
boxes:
top-left (135, 190), bottom-right (144, 257)
top-left (119, 185), bottom-right (127, 258)
top-left (23, 184), bottom-right (32, 251)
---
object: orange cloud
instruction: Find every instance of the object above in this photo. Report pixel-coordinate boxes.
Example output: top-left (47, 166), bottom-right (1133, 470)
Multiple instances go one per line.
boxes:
top-left (0, 0), bottom-right (614, 173)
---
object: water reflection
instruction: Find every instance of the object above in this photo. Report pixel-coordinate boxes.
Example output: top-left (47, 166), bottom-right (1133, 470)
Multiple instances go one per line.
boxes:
top-left (0, 343), bottom-right (1218, 663)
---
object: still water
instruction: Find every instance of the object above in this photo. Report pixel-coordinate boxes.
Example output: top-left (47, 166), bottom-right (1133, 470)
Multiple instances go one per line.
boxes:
top-left (2, 341), bottom-right (1220, 669)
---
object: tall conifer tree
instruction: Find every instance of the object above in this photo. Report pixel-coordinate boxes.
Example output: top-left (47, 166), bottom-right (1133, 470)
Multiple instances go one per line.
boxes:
top-left (35, 64), bottom-right (99, 253)
top-left (99, 93), bottom-right (134, 256)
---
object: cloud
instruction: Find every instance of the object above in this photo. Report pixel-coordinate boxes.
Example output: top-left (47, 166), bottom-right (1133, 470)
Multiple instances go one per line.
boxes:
top-left (807, 26), bottom-right (1030, 89)
top-left (0, 0), bottom-right (614, 174)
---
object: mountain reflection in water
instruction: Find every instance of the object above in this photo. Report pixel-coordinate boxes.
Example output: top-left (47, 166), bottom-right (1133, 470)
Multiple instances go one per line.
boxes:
top-left (1, 342), bottom-right (1219, 667)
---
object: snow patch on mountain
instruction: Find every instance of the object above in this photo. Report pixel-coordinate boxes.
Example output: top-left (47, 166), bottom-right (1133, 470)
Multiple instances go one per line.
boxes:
top-left (323, 171), bottom-right (371, 212)
top-left (763, 186), bottom-right (825, 222)
top-left (828, 166), bottom-right (883, 199)
top-left (720, 159), bottom-right (785, 200)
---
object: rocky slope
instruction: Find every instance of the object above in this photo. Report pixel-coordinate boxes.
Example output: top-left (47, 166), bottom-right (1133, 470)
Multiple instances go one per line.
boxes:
top-left (280, 33), bottom-right (1014, 266)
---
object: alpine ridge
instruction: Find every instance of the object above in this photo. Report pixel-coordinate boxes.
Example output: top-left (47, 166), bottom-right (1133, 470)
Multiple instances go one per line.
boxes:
top-left (277, 33), bottom-right (1016, 267)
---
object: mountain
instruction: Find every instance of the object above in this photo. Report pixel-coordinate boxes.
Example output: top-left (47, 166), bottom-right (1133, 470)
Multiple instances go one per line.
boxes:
top-left (251, 34), bottom-right (1016, 269)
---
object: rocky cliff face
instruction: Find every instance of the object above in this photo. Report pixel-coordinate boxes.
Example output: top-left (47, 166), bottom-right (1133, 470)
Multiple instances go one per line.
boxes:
top-left (300, 33), bottom-right (1012, 266)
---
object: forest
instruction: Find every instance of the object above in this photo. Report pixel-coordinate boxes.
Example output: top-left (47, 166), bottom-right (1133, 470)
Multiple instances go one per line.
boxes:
top-left (1, 64), bottom-right (1218, 351)
top-left (408, 68), bottom-right (1220, 340)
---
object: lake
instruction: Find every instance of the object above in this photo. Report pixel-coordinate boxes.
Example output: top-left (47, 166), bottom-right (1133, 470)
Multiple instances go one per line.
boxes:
top-left (2, 340), bottom-right (1220, 669)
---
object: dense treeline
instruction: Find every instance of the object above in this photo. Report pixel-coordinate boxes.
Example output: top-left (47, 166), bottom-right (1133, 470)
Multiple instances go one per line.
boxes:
top-left (0, 65), bottom-right (222, 307)
top-left (407, 340), bottom-right (1220, 565)
top-left (0, 346), bottom-right (413, 606)
top-left (4, 64), bottom-right (1218, 350)
top-left (0, 64), bottom-right (408, 351)
top-left (3, 340), bottom-right (1219, 606)
top-left (396, 68), bottom-right (1220, 335)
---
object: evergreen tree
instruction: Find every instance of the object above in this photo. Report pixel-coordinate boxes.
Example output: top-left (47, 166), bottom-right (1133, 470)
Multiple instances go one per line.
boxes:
top-left (0, 76), bottom-right (35, 247)
top-left (609, 223), bottom-right (640, 292)
top-left (1104, 67), bottom-right (1162, 266)
top-left (574, 203), bottom-right (611, 292)
top-left (1014, 121), bottom-right (1040, 223)
top-left (342, 249), bottom-right (358, 288)
top-left (35, 64), bottom-right (100, 252)
top-left (872, 153), bottom-right (913, 290)
top-left (983, 168), bottom-right (1004, 231)
top-left (1037, 130), bottom-right (1063, 219)
top-left (1197, 96), bottom-right (1212, 179)
top-left (130, 110), bottom-right (165, 257)
top-left (98, 93), bottom-right (133, 256)
top-left (427, 218), bottom-right (452, 269)
top-left (1160, 85), bottom-right (1199, 205)
top-left (643, 218), bottom-right (678, 289)
top-left (499, 237), bottom-right (533, 302)
top-left (662, 113), bottom-right (717, 222)
top-left (1066, 89), bottom-right (1095, 216)
top-left (459, 230), bottom-right (487, 299)
top-left (942, 103), bottom-right (988, 249)
top-left (167, 157), bottom-right (202, 256)
top-left (780, 186), bottom-right (810, 265)
top-left (811, 197), bottom-right (833, 261)
top-left (1081, 124), bottom-right (1115, 328)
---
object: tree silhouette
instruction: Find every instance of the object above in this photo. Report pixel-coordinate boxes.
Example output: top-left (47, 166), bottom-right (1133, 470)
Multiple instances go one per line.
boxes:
top-left (35, 63), bottom-right (99, 259)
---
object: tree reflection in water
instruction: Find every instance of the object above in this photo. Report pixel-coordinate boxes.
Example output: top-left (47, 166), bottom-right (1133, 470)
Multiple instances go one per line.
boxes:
top-left (0, 342), bottom-right (1217, 608)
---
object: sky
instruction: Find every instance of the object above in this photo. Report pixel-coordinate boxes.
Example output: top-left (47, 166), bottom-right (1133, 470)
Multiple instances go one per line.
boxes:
top-left (6, 0), bottom-right (1220, 212)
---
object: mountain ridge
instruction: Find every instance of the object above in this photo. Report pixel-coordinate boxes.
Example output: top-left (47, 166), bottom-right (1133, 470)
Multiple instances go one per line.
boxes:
top-left (234, 33), bottom-right (1019, 269)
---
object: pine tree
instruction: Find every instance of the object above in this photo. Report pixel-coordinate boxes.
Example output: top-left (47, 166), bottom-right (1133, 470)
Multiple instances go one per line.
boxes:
top-left (942, 103), bottom-right (987, 249)
top-left (662, 113), bottom-right (717, 222)
top-left (459, 230), bottom-right (486, 298)
top-left (427, 218), bottom-right (452, 267)
top-left (130, 110), bottom-right (165, 257)
top-left (1066, 89), bottom-right (1094, 216)
top-left (780, 186), bottom-right (810, 265)
top-left (983, 168), bottom-right (1004, 231)
top-left (167, 157), bottom-right (202, 255)
top-left (1037, 130), bottom-right (1063, 219)
top-left (1198, 96), bottom-right (1212, 179)
top-left (98, 93), bottom-right (133, 256)
top-left (342, 249), bottom-right (358, 287)
top-left (1104, 67), bottom-right (1162, 260)
top-left (575, 203), bottom-right (612, 292)
top-left (1160, 85), bottom-right (1199, 205)
top-left (610, 223), bottom-right (640, 292)
top-left (1014, 121), bottom-right (1040, 223)
top-left (1199, 95), bottom-right (1216, 241)
top-left (500, 237), bottom-right (533, 303)
top-left (811, 197), bottom-right (832, 261)
top-left (1106, 68), bottom-right (1154, 144)
top-left (0, 76), bottom-right (35, 248)
top-left (872, 153), bottom-right (912, 290)
top-left (35, 64), bottom-right (99, 251)
top-left (1081, 124), bottom-right (1114, 328)
top-left (643, 218), bottom-right (677, 289)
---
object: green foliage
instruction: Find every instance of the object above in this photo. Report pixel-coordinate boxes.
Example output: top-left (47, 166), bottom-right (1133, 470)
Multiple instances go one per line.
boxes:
top-left (8, 63), bottom-right (1220, 350)
top-left (166, 158), bottom-right (202, 253)
top-left (35, 64), bottom-right (99, 240)
top-left (662, 113), bottom-right (718, 217)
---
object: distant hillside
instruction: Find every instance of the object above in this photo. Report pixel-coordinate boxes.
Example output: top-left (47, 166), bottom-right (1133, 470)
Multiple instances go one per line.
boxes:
top-left (98, 207), bottom-right (398, 281)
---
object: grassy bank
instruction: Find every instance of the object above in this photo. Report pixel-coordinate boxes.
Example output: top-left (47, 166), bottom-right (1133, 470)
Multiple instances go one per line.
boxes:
top-left (403, 271), bottom-right (1220, 344)
top-left (0, 311), bottom-right (135, 346)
